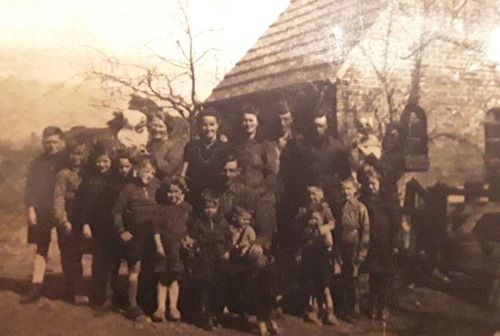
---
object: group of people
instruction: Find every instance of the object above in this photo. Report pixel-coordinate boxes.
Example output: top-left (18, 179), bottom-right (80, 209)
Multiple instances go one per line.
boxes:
top-left (22, 101), bottom-right (416, 331)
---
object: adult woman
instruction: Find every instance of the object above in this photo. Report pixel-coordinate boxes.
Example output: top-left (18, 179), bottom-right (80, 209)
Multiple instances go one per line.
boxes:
top-left (181, 107), bottom-right (232, 213)
top-left (235, 104), bottom-right (279, 248)
top-left (148, 113), bottom-right (184, 180)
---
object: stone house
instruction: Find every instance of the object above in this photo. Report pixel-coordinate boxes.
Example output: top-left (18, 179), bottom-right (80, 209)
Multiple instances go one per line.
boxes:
top-left (205, 0), bottom-right (500, 185)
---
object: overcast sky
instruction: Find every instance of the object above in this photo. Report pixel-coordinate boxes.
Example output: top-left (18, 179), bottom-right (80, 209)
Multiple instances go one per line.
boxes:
top-left (0, 0), bottom-right (290, 98)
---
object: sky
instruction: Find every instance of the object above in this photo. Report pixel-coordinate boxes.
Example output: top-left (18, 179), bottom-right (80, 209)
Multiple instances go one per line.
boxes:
top-left (0, 0), bottom-right (290, 97)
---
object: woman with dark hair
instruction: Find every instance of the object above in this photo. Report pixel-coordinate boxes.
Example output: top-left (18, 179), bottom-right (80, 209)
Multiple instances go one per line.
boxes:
top-left (235, 104), bottom-right (279, 249)
top-left (148, 113), bottom-right (184, 180)
top-left (181, 107), bottom-right (232, 213)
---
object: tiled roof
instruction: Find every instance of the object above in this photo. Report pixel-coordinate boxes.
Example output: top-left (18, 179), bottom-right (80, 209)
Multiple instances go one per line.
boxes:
top-left (207, 0), bottom-right (387, 102)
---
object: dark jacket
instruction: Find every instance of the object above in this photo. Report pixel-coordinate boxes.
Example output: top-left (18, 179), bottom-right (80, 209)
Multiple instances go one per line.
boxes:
top-left (26, 152), bottom-right (65, 220)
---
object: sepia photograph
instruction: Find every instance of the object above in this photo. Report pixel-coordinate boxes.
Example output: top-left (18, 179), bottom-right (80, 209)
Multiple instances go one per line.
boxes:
top-left (0, 0), bottom-right (499, 335)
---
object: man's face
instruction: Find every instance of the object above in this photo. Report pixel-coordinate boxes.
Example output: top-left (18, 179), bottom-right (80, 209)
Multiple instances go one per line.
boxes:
top-left (42, 135), bottom-right (63, 155)
top-left (223, 160), bottom-right (241, 182)
top-left (279, 112), bottom-right (293, 133)
top-left (313, 116), bottom-right (328, 137)
top-left (242, 113), bottom-right (259, 136)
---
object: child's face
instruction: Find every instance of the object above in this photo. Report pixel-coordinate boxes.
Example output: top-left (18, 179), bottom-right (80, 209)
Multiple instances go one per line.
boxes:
top-left (95, 154), bottom-right (112, 173)
top-left (42, 134), bottom-right (63, 155)
top-left (118, 158), bottom-right (133, 178)
top-left (167, 184), bottom-right (184, 204)
top-left (235, 211), bottom-right (252, 228)
top-left (69, 147), bottom-right (85, 168)
top-left (137, 164), bottom-right (155, 184)
top-left (308, 211), bottom-right (324, 228)
top-left (307, 186), bottom-right (324, 203)
top-left (200, 116), bottom-right (219, 141)
top-left (341, 181), bottom-right (357, 201)
top-left (368, 177), bottom-right (381, 195)
top-left (203, 201), bottom-right (219, 219)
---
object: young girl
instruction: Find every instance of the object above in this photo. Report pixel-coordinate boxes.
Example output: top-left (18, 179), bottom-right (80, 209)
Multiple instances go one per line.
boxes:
top-left (151, 177), bottom-right (193, 322)
top-left (362, 174), bottom-right (400, 321)
top-left (336, 177), bottom-right (370, 323)
top-left (78, 144), bottom-right (122, 312)
top-left (112, 156), bottom-right (161, 321)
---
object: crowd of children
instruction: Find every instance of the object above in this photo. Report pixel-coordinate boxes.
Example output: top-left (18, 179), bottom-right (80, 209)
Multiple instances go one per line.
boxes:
top-left (22, 106), bottom-right (410, 332)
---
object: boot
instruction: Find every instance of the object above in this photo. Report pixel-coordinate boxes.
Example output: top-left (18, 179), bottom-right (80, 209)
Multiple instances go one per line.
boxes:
top-left (322, 307), bottom-right (338, 325)
top-left (20, 283), bottom-right (43, 304)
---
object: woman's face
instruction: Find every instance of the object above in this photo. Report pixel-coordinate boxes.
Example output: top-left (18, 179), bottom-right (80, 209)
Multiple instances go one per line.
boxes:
top-left (149, 117), bottom-right (168, 140)
top-left (95, 154), bottom-right (112, 174)
top-left (242, 113), bottom-right (259, 135)
top-left (200, 116), bottom-right (219, 140)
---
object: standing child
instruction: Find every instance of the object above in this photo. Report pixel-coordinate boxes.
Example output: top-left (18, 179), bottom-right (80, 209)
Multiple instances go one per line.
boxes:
top-left (295, 185), bottom-right (337, 325)
top-left (112, 156), bottom-right (161, 321)
top-left (21, 126), bottom-right (65, 304)
top-left (336, 177), bottom-right (370, 322)
top-left (187, 189), bottom-right (232, 330)
top-left (53, 141), bottom-right (88, 305)
top-left (362, 174), bottom-right (400, 321)
top-left (78, 145), bottom-right (122, 312)
top-left (151, 177), bottom-right (192, 322)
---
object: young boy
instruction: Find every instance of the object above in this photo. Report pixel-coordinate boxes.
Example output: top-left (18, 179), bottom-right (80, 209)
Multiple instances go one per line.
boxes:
top-left (53, 141), bottom-right (88, 305)
top-left (336, 177), bottom-right (370, 322)
top-left (227, 203), bottom-right (267, 268)
top-left (112, 156), bottom-right (161, 321)
top-left (186, 189), bottom-right (232, 330)
top-left (21, 126), bottom-right (66, 304)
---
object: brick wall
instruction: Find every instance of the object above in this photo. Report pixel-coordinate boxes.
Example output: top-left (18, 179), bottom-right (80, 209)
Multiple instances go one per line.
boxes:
top-left (336, 1), bottom-right (500, 185)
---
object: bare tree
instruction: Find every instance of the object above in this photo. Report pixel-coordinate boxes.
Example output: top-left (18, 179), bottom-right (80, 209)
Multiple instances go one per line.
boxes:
top-left (84, 0), bottom-right (219, 124)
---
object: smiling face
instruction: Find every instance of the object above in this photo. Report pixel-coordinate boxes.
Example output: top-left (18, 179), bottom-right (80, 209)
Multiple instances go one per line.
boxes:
top-left (235, 210), bottom-right (252, 228)
top-left (242, 113), bottom-right (259, 136)
top-left (149, 117), bottom-right (168, 141)
top-left (166, 183), bottom-right (185, 205)
top-left (95, 154), bottom-right (112, 174)
top-left (42, 134), bottom-right (64, 155)
top-left (199, 115), bottom-right (219, 141)
top-left (137, 164), bottom-right (155, 185)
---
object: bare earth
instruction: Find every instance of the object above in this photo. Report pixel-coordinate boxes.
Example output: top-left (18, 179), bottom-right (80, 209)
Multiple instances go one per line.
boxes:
top-left (0, 213), bottom-right (498, 336)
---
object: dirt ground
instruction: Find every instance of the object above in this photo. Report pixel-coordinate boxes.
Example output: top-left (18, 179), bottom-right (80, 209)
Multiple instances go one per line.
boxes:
top-left (0, 212), bottom-right (499, 336)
